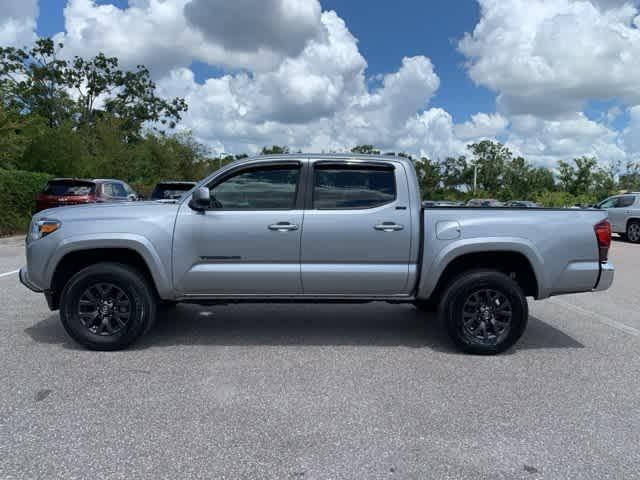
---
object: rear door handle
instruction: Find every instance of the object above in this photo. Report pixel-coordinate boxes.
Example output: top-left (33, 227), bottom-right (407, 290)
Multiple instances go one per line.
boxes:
top-left (268, 222), bottom-right (299, 232)
top-left (374, 222), bottom-right (404, 232)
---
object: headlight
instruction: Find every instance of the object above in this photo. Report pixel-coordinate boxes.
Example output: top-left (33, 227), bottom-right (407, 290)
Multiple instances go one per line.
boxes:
top-left (29, 219), bottom-right (61, 241)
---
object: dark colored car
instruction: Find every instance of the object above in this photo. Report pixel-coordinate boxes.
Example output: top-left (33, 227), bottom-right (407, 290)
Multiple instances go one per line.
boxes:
top-left (151, 181), bottom-right (197, 200)
top-left (34, 178), bottom-right (139, 213)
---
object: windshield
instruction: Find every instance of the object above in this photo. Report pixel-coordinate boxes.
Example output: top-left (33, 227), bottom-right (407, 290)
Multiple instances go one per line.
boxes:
top-left (42, 181), bottom-right (96, 196)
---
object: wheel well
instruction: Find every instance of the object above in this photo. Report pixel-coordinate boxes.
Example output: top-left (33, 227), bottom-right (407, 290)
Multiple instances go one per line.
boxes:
top-left (429, 251), bottom-right (538, 301)
top-left (627, 218), bottom-right (640, 228)
top-left (49, 248), bottom-right (157, 310)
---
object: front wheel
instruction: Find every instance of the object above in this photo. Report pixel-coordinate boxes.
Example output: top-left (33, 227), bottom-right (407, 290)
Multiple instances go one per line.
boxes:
top-left (439, 271), bottom-right (528, 355)
top-left (626, 220), bottom-right (640, 243)
top-left (60, 263), bottom-right (157, 351)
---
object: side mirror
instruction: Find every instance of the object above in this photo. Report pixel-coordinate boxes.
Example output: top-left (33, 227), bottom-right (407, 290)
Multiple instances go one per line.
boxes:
top-left (189, 187), bottom-right (211, 211)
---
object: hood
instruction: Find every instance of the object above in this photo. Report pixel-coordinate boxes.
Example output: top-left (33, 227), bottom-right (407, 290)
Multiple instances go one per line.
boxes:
top-left (35, 200), bottom-right (181, 223)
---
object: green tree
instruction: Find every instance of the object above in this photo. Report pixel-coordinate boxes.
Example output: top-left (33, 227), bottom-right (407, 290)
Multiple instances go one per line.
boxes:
top-left (261, 145), bottom-right (289, 155)
top-left (414, 157), bottom-right (441, 197)
top-left (619, 161), bottom-right (640, 192)
top-left (467, 140), bottom-right (512, 194)
top-left (441, 155), bottom-right (471, 192)
top-left (351, 145), bottom-right (380, 155)
top-left (0, 39), bottom-right (72, 127)
top-left (1, 38), bottom-right (187, 134)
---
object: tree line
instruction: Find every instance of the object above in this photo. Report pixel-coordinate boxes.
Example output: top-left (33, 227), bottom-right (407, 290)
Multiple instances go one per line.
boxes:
top-left (2, 38), bottom-right (640, 203)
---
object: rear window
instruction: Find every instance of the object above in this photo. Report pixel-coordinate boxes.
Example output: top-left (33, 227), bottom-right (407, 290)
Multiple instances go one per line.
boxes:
top-left (151, 183), bottom-right (195, 200)
top-left (313, 165), bottom-right (396, 209)
top-left (43, 181), bottom-right (95, 196)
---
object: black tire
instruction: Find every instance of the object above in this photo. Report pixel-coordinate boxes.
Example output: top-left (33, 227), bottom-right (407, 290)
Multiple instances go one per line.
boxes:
top-left (626, 220), bottom-right (640, 243)
top-left (59, 262), bottom-right (157, 351)
top-left (439, 270), bottom-right (528, 355)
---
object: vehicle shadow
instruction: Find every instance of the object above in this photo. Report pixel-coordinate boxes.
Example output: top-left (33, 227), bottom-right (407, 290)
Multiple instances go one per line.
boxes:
top-left (25, 304), bottom-right (584, 353)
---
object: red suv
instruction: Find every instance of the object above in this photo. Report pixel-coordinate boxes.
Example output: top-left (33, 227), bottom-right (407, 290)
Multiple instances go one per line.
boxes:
top-left (34, 178), bottom-right (139, 213)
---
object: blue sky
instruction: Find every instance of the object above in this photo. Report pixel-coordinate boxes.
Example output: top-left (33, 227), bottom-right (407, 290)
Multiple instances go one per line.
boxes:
top-left (36, 0), bottom-right (492, 124)
top-left (5, 0), bottom-right (640, 163)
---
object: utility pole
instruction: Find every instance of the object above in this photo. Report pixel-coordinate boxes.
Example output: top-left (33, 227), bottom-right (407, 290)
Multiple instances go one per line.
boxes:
top-left (473, 163), bottom-right (478, 195)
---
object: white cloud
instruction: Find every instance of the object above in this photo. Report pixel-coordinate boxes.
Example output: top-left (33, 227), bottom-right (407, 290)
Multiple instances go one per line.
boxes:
top-left (454, 113), bottom-right (508, 140)
top-left (3, 0), bottom-right (640, 166)
top-left (0, 0), bottom-right (38, 48)
top-left (621, 105), bottom-right (640, 159)
top-left (153, 10), bottom-right (458, 157)
top-left (55, 0), bottom-right (327, 74)
top-left (459, 0), bottom-right (640, 118)
top-left (184, 0), bottom-right (323, 57)
top-left (504, 113), bottom-right (626, 167)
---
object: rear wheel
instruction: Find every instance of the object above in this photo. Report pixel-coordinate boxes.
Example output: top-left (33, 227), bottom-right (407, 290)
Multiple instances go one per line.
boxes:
top-left (60, 263), bottom-right (157, 350)
top-left (626, 220), bottom-right (640, 243)
top-left (439, 270), bottom-right (528, 355)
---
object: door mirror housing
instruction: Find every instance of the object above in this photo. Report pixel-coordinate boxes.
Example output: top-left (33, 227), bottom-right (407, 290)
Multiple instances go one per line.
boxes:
top-left (189, 187), bottom-right (211, 211)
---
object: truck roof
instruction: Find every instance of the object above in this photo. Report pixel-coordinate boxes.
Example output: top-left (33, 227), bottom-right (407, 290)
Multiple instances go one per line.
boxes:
top-left (238, 153), bottom-right (415, 166)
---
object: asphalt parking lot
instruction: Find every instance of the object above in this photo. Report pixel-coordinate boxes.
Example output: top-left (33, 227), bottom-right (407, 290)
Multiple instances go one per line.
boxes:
top-left (1, 236), bottom-right (639, 480)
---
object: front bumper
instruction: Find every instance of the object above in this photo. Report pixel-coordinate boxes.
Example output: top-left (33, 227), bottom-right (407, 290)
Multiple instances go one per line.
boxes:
top-left (594, 262), bottom-right (615, 292)
top-left (19, 267), bottom-right (43, 293)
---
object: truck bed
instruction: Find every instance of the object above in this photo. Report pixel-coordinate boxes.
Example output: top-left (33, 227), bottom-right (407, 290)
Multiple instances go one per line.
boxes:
top-left (418, 207), bottom-right (611, 300)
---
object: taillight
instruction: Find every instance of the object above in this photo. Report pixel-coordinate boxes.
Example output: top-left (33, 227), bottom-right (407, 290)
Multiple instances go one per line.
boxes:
top-left (594, 219), bottom-right (611, 263)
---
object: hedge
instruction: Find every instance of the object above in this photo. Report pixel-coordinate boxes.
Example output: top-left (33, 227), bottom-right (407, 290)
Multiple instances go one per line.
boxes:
top-left (0, 169), bottom-right (52, 236)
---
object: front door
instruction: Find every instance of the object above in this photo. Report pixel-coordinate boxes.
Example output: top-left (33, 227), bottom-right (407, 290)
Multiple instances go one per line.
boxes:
top-left (173, 161), bottom-right (304, 296)
top-left (300, 160), bottom-right (413, 295)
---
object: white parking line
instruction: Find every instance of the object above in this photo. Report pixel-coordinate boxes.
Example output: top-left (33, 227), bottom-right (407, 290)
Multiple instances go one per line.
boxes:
top-left (550, 297), bottom-right (640, 337)
top-left (0, 269), bottom-right (19, 279)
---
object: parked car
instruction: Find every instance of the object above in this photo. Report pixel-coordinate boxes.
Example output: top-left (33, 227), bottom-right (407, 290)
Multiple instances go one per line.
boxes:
top-left (21, 154), bottom-right (613, 354)
top-left (597, 193), bottom-right (640, 242)
top-left (466, 198), bottom-right (504, 207)
top-left (504, 200), bottom-right (541, 208)
top-left (34, 178), bottom-right (139, 213)
top-left (434, 200), bottom-right (464, 207)
top-left (151, 181), bottom-right (197, 200)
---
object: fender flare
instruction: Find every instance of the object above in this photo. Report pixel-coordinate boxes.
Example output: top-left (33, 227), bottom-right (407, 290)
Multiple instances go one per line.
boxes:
top-left (417, 237), bottom-right (550, 300)
top-left (44, 233), bottom-right (173, 298)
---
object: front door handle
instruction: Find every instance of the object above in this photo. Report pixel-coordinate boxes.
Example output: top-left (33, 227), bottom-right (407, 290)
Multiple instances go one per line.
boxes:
top-left (374, 222), bottom-right (404, 232)
top-left (268, 222), bottom-right (299, 232)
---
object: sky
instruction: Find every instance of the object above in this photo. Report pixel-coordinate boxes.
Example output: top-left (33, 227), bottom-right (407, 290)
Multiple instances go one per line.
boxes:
top-left (2, 0), bottom-right (640, 167)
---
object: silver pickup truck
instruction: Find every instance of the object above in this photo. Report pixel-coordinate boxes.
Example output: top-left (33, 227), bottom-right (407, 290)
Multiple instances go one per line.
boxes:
top-left (20, 154), bottom-right (614, 354)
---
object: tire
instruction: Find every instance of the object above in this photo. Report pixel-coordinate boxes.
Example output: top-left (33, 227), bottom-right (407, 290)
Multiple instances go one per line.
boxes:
top-left (59, 262), bottom-right (157, 351)
top-left (626, 220), bottom-right (640, 243)
top-left (439, 270), bottom-right (528, 355)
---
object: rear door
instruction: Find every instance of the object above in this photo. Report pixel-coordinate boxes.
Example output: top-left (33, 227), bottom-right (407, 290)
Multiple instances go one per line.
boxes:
top-left (600, 195), bottom-right (634, 233)
top-left (300, 160), bottom-right (412, 295)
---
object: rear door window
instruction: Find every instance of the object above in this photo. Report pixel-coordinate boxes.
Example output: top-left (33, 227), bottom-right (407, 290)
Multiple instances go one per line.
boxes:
top-left (618, 196), bottom-right (636, 208)
top-left (102, 182), bottom-right (128, 198)
top-left (312, 164), bottom-right (396, 209)
top-left (43, 181), bottom-right (95, 196)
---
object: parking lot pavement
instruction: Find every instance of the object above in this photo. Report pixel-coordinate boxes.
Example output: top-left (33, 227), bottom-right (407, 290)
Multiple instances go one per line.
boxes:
top-left (0, 235), bottom-right (24, 277)
top-left (1, 239), bottom-right (639, 480)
